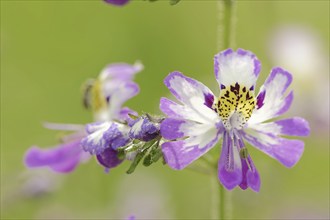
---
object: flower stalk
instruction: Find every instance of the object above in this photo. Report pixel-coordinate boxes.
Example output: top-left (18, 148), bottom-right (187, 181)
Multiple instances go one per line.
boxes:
top-left (217, 0), bottom-right (236, 50)
top-left (216, 0), bottom-right (236, 219)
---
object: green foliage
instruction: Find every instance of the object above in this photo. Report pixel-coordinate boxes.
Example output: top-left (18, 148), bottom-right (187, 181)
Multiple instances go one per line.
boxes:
top-left (125, 138), bottom-right (164, 174)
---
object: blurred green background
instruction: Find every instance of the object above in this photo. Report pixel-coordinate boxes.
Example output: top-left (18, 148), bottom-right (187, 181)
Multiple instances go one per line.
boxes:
top-left (1, 0), bottom-right (329, 219)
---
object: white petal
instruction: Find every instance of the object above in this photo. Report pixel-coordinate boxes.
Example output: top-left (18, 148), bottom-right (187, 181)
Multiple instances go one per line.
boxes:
top-left (214, 48), bottom-right (261, 89)
top-left (249, 67), bottom-right (293, 124)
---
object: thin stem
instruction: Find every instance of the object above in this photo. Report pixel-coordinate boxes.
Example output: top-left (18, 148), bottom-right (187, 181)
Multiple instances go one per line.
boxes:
top-left (210, 174), bottom-right (219, 219)
top-left (219, 182), bottom-right (225, 220)
top-left (213, 0), bottom-right (236, 219)
top-left (211, 172), bottom-right (232, 220)
top-left (217, 0), bottom-right (236, 50)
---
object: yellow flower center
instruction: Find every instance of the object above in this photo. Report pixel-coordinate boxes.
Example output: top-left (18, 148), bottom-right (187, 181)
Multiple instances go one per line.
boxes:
top-left (82, 79), bottom-right (107, 113)
top-left (91, 80), bottom-right (107, 112)
top-left (214, 83), bottom-right (256, 130)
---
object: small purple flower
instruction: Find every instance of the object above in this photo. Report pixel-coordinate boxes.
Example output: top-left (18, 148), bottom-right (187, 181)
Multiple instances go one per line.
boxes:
top-left (129, 116), bottom-right (160, 142)
top-left (97, 148), bottom-right (124, 173)
top-left (82, 121), bottom-right (131, 155)
top-left (127, 215), bottom-right (136, 220)
top-left (160, 48), bottom-right (310, 192)
top-left (24, 62), bottom-right (143, 173)
top-left (80, 82), bottom-right (139, 169)
top-left (81, 63), bottom-right (142, 171)
top-left (104, 0), bottom-right (130, 6)
top-left (24, 125), bottom-right (89, 173)
top-left (94, 62), bottom-right (143, 122)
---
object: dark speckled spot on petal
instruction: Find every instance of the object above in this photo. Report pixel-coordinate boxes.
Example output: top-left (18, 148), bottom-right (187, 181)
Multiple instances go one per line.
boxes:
top-left (204, 92), bottom-right (214, 109)
top-left (256, 90), bottom-right (266, 109)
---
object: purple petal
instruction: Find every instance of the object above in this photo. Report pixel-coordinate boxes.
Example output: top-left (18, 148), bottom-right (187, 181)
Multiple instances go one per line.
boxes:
top-left (107, 81), bottom-right (140, 119)
top-left (99, 62), bottom-right (142, 81)
top-left (249, 67), bottom-right (294, 124)
top-left (104, 0), bottom-right (130, 6)
top-left (247, 116), bottom-right (310, 137)
top-left (239, 156), bottom-right (260, 192)
top-left (162, 118), bottom-right (223, 146)
top-left (24, 139), bottom-right (85, 173)
top-left (96, 148), bottom-right (123, 171)
top-left (127, 215), bottom-right (136, 220)
top-left (273, 117), bottom-right (310, 136)
top-left (160, 97), bottom-right (217, 124)
top-left (204, 92), bottom-right (215, 108)
top-left (160, 118), bottom-right (186, 140)
top-left (160, 97), bottom-right (181, 118)
top-left (276, 90), bottom-right (293, 116)
top-left (85, 121), bottom-right (105, 134)
top-left (163, 72), bottom-right (216, 121)
top-left (235, 137), bottom-right (260, 192)
top-left (118, 107), bottom-right (138, 123)
top-left (214, 48), bottom-right (261, 89)
top-left (43, 122), bottom-right (84, 131)
top-left (218, 132), bottom-right (242, 190)
top-left (162, 127), bottom-right (222, 169)
top-left (246, 157), bottom-right (261, 192)
top-left (265, 67), bottom-right (292, 93)
top-left (129, 116), bottom-right (160, 142)
top-left (242, 131), bottom-right (304, 167)
top-left (82, 122), bottom-right (130, 155)
top-left (256, 90), bottom-right (266, 109)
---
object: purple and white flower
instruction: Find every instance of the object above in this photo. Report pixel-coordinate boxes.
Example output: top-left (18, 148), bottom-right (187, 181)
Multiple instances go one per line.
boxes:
top-left (129, 115), bottom-right (161, 142)
top-left (80, 62), bottom-right (145, 171)
top-left (104, 0), bottom-right (130, 6)
top-left (24, 124), bottom-right (89, 173)
top-left (80, 82), bottom-right (140, 171)
top-left (94, 62), bottom-right (143, 122)
top-left (160, 48), bottom-right (310, 192)
top-left (24, 62), bottom-right (143, 173)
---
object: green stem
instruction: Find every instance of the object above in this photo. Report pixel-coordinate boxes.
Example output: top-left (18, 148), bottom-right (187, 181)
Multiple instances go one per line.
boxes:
top-left (213, 0), bottom-right (236, 219)
top-left (219, 182), bottom-right (227, 220)
top-left (217, 0), bottom-right (236, 50)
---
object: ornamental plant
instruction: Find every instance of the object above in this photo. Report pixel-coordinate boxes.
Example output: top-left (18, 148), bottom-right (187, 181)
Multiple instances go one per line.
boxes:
top-left (23, 1), bottom-right (311, 219)
top-left (160, 48), bottom-right (310, 192)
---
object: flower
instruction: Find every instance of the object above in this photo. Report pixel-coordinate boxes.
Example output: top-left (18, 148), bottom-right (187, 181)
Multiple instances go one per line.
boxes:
top-left (104, 0), bottom-right (130, 6)
top-left (129, 115), bottom-right (161, 142)
top-left (24, 62), bottom-right (143, 173)
top-left (24, 124), bottom-right (89, 173)
top-left (160, 48), bottom-right (310, 192)
top-left (268, 25), bottom-right (329, 134)
top-left (80, 79), bottom-right (140, 172)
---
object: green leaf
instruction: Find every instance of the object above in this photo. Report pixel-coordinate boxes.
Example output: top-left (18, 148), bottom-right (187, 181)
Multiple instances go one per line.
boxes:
top-left (143, 154), bottom-right (153, 167)
top-left (117, 150), bottom-right (126, 160)
top-left (126, 149), bottom-right (148, 174)
top-left (128, 113), bottom-right (139, 120)
top-left (126, 140), bottom-right (158, 174)
top-left (151, 148), bottom-right (163, 163)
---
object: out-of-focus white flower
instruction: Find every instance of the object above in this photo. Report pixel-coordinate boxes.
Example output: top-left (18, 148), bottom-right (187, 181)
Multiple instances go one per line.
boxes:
top-left (268, 25), bottom-right (329, 134)
top-left (19, 169), bottom-right (63, 198)
top-left (114, 173), bottom-right (173, 219)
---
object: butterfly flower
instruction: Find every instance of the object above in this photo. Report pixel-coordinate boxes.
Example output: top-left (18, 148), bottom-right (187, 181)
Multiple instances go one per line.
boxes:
top-left (160, 48), bottom-right (310, 191)
top-left (24, 62), bottom-right (143, 173)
